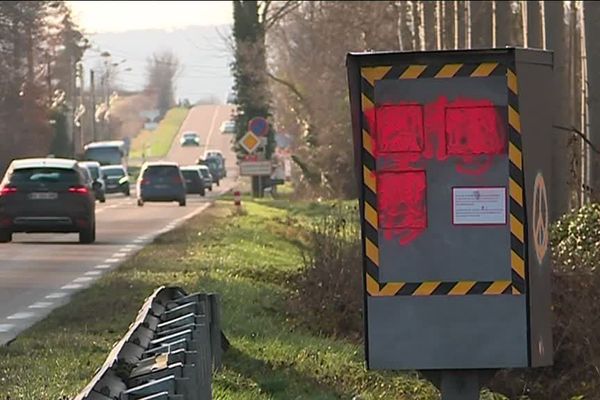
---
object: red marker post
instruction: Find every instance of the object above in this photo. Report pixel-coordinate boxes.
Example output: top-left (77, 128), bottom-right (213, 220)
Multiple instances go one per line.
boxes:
top-left (234, 190), bottom-right (241, 207)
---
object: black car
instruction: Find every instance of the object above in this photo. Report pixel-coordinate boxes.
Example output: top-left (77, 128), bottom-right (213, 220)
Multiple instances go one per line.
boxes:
top-left (180, 167), bottom-right (205, 196)
top-left (0, 158), bottom-right (96, 243)
top-left (101, 165), bottom-right (130, 196)
top-left (136, 162), bottom-right (187, 207)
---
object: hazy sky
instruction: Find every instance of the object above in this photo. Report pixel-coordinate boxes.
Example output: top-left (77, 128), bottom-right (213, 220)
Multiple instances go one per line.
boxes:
top-left (68, 1), bottom-right (233, 33)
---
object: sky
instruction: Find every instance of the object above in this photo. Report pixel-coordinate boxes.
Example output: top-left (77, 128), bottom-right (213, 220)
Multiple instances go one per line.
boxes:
top-left (69, 1), bottom-right (234, 103)
top-left (68, 1), bottom-right (233, 33)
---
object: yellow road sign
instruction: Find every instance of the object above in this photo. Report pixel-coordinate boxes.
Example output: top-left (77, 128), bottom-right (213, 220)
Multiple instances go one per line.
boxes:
top-left (240, 131), bottom-right (260, 153)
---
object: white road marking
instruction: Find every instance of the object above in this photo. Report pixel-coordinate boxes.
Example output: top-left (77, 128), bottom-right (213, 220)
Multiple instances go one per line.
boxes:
top-left (28, 302), bottom-right (53, 309)
top-left (120, 247), bottom-right (133, 253)
top-left (112, 253), bottom-right (127, 258)
top-left (72, 277), bottom-right (94, 283)
top-left (61, 283), bottom-right (83, 290)
top-left (84, 270), bottom-right (102, 276)
top-left (204, 107), bottom-right (220, 151)
top-left (125, 244), bottom-right (140, 249)
top-left (0, 324), bottom-right (15, 332)
top-left (45, 292), bottom-right (68, 299)
top-left (7, 312), bottom-right (35, 320)
top-left (105, 258), bottom-right (120, 263)
top-left (95, 264), bottom-right (111, 269)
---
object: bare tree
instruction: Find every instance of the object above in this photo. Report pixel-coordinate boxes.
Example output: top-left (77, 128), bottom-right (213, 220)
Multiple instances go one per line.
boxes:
top-left (145, 51), bottom-right (181, 116)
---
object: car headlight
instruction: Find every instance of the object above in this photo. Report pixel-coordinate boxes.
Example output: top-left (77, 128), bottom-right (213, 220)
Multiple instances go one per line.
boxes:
top-left (118, 176), bottom-right (129, 185)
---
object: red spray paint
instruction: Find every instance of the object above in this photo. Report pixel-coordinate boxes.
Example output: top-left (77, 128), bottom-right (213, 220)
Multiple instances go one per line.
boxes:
top-left (365, 96), bottom-right (506, 246)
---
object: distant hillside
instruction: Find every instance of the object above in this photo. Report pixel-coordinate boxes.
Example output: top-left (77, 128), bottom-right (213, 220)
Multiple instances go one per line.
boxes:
top-left (83, 25), bottom-right (233, 104)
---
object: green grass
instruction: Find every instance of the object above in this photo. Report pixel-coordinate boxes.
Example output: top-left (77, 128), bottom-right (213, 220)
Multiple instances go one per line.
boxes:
top-left (129, 107), bottom-right (189, 160)
top-left (0, 199), bottom-right (505, 399)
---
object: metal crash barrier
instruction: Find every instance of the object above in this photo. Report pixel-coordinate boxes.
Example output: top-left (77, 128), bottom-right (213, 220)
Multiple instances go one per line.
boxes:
top-left (74, 286), bottom-right (228, 400)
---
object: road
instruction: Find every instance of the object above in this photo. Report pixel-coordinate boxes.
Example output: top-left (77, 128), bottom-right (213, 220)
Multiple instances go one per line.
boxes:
top-left (0, 104), bottom-right (237, 345)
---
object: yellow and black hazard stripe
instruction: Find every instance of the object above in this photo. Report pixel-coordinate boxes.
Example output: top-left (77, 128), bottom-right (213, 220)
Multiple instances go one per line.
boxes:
top-left (360, 68), bottom-right (380, 295)
top-left (359, 62), bottom-right (520, 297)
top-left (370, 62), bottom-right (505, 81)
top-left (507, 66), bottom-right (527, 295)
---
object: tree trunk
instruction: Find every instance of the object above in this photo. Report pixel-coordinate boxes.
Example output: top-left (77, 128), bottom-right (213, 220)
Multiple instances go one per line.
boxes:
top-left (510, 1), bottom-right (524, 46)
top-left (457, 0), bottom-right (466, 48)
top-left (527, 1), bottom-right (544, 49)
top-left (443, 0), bottom-right (455, 49)
top-left (496, 0), bottom-right (511, 46)
top-left (546, 0), bottom-right (571, 220)
top-left (471, 1), bottom-right (493, 48)
top-left (585, 1), bottom-right (600, 200)
top-left (435, 0), bottom-right (443, 49)
top-left (423, 0), bottom-right (437, 50)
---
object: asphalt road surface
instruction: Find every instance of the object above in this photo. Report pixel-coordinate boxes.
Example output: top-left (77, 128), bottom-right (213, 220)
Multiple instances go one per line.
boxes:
top-left (0, 104), bottom-right (237, 345)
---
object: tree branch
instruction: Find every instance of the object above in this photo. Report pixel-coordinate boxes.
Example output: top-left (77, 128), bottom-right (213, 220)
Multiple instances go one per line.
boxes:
top-left (554, 125), bottom-right (600, 154)
top-left (266, 70), bottom-right (305, 104)
top-left (265, 0), bottom-right (302, 30)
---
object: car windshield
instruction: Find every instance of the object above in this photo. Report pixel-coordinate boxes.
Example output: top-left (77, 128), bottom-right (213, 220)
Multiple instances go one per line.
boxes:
top-left (143, 166), bottom-right (179, 178)
top-left (183, 133), bottom-right (197, 138)
top-left (205, 158), bottom-right (220, 169)
top-left (82, 165), bottom-right (100, 180)
top-left (102, 167), bottom-right (125, 178)
top-left (10, 168), bottom-right (79, 184)
top-left (84, 147), bottom-right (122, 166)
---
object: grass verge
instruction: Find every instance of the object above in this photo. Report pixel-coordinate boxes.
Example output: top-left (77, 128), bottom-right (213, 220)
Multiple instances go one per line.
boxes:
top-left (0, 199), bottom-right (503, 399)
top-left (129, 107), bottom-right (189, 160)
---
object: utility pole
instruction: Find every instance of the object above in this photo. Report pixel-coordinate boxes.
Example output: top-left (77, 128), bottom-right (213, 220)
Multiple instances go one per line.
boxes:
top-left (77, 62), bottom-right (85, 150)
top-left (90, 69), bottom-right (96, 142)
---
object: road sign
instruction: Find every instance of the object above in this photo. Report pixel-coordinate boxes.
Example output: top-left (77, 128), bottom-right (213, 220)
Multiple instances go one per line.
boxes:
top-left (144, 122), bottom-right (158, 131)
top-left (347, 48), bottom-right (554, 374)
top-left (239, 161), bottom-right (271, 176)
top-left (248, 117), bottom-right (269, 136)
top-left (139, 109), bottom-right (160, 122)
top-left (239, 131), bottom-right (260, 154)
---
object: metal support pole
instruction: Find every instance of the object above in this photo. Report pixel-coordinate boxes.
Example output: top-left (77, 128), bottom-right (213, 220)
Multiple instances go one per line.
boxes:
top-left (90, 70), bottom-right (96, 142)
top-left (440, 370), bottom-right (481, 400)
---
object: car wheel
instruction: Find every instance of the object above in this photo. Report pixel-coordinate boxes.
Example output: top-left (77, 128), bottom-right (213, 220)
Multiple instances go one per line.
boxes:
top-left (200, 189), bottom-right (205, 197)
top-left (99, 197), bottom-right (106, 203)
top-left (216, 180), bottom-right (220, 187)
top-left (179, 199), bottom-right (186, 207)
top-left (79, 225), bottom-right (95, 244)
top-left (0, 230), bottom-right (12, 243)
top-left (124, 189), bottom-right (131, 197)
top-left (137, 199), bottom-right (144, 207)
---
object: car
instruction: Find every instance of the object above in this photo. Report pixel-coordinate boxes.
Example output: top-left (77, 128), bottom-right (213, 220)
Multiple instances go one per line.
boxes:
top-left (180, 166), bottom-right (205, 197)
top-left (78, 161), bottom-right (106, 203)
top-left (203, 151), bottom-right (226, 177)
top-left (0, 158), bottom-right (96, 243)
top-left (219, 120), bottom-right (236, 134)
top-left (197, 165), bottom-right (213, 191)
top-left (180, 131), bottom-right (200, 147)
top-left (204, 150), bottom-right (223, 160)
top-left (101, 165), bottom-right (130, 196)
top-left (199, 156), bottom-right (225, 186)
top-left (136, 162), bottom-right (187, 207)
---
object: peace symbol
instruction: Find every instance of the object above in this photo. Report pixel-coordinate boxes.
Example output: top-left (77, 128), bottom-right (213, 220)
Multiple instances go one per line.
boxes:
top-left (532, 173), bottom-right (549, 265)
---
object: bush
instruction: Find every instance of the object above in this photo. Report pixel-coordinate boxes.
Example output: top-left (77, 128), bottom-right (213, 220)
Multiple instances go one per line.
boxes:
top-left (490, 203), bottom-right (600, 399)
top-left (287, 202), bottom-right (363, 338)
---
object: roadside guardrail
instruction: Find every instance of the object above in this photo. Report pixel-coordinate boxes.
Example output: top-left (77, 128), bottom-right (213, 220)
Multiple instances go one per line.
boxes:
top-left (74, 286), bottom-right (228, 400)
